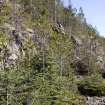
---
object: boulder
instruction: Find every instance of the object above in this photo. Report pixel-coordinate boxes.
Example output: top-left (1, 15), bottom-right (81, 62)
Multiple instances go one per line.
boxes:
top-left (86, 96), bottom-right (105, 105)
top-left (95, 56), bottom-right (105, 75)
top-left (26, 28), bottom-right (34, 34)
top-left (0, 0), bottom-right (4, 6)
top-left (0, 0), bottom-right (3, 3)
top-left (71, 58), bottom-right (89, 75)
top-left (96, 56), bottom-right (103, 63)
top-left (52, 23), bottom-right (65, 35)
top-left (8, 53), bottom-right (18, 61)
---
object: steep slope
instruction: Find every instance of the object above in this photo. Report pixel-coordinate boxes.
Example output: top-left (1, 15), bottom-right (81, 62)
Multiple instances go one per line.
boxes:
top-left (0, 0), bottom-right (105, 105)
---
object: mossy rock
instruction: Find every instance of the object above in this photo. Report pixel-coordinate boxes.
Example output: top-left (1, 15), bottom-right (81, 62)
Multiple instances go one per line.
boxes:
top-left (71, 59), bottom-right (89, 75)
top-left (78, 75), bottom-right (105, 96)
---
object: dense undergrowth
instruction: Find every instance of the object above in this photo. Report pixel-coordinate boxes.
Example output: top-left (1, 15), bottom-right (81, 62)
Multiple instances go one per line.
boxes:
top-left (0, 0), bottom-right (105, 105)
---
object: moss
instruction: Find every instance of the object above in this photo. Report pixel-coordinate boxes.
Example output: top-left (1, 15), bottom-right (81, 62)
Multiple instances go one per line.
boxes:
top-left (78, 75), bottom-right (105, 96)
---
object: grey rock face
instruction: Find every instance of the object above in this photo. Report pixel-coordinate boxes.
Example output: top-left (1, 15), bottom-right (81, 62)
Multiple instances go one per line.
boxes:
top-left (0, 0), bottom-right (4, 3)
top-left (71, 35), bottom-right (83, 46)
top-left (0, 0), bottom-right (5, 5)
top-left (95, 56), bottom-right (105, 73)
top-left (86, 97), bottom-right (105, 105)
top-left (0, 23), bottom-right (39, 69)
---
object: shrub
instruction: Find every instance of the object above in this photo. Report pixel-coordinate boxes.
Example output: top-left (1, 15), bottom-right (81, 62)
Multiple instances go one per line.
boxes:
top-left (78, 75), bottom-right (105, 96)
top-left (31, 54), bottom-right (51, 75)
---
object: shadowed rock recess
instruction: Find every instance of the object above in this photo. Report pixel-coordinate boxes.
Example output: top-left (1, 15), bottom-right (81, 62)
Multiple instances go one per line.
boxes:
top-left (0, 0), bottom-right (105, 105)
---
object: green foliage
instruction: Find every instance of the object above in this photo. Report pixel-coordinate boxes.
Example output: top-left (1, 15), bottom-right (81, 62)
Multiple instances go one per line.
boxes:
top-left (78, 75), bottom-right (105, 96)
top-left (31, 54), bottom-right (52, 75)
top-left (0, 3), bottom-right (11, 24)
top-left (0, 0), bottom-right (104, 104)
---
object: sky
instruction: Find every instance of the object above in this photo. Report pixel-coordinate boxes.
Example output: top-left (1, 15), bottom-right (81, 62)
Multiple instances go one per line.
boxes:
top-left (62, 0), bottom-right (105, 37)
